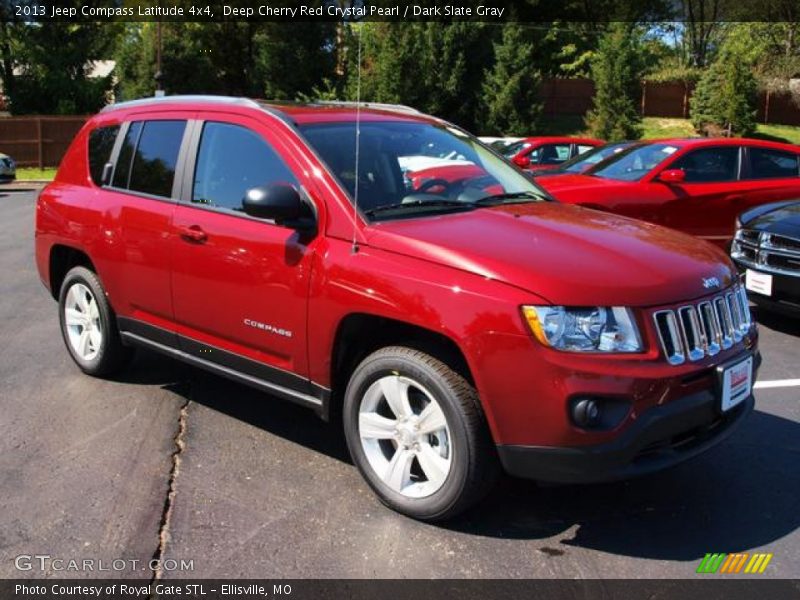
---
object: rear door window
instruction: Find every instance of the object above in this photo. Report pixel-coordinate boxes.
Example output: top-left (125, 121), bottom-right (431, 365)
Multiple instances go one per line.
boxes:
top-left (536, 144), bottom-right (571, 165)
top-left (670, 147), bottom-right (739, 183)
top-left (128, 120), bottom-right (187, 198)
top-left (747, 147), bottom-right (800, 179)
top-left (88, 125), bottom-right (120, 186)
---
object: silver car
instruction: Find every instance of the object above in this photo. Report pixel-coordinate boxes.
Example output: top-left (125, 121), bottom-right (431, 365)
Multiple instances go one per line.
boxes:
top-left (0, 153), bottom-right (16, 181)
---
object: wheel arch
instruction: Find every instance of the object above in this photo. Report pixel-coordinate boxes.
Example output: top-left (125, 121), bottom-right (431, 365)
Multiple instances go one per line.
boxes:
top-left (48, 244), bottom-right (96, 299)
top-left (328, 313), bottom-right (476, 421)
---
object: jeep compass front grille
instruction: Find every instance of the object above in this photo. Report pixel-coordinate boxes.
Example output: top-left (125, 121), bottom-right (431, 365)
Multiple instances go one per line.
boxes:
top-left (653, 285), bottom-right (752, 365)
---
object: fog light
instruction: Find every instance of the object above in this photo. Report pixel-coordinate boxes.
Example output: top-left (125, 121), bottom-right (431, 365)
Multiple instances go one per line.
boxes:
top-left (572, 398), bottom-right (600, 428)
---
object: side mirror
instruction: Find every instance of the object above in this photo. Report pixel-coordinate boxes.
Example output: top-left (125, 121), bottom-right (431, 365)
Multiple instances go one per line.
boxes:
top-left (657, 169), bottom-right (686, 184)
top-left (242, 184), bottom-right (313, 229)
top-left (514, 155), bottom-right (531, 169)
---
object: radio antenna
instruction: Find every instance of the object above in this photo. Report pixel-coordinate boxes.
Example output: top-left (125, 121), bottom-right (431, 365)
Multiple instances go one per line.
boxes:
top-left (351, 23), bottom-right (362, 254)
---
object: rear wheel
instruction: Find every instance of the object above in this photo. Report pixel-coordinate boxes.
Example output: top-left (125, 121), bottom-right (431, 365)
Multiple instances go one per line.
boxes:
top-left (343, 346), bottom-right (498, 521)
top-left (58, 266), bottom-right (132, 376)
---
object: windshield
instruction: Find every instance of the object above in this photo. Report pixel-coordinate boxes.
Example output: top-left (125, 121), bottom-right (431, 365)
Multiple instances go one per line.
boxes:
top-left (300, 121), bottom-right (548, 221)
top-left (559, 142), bottom-right (633, 174)
top-left (502, 140), bottom-right (531, 158)
top-left (588, 143), bottom-right (680, 181)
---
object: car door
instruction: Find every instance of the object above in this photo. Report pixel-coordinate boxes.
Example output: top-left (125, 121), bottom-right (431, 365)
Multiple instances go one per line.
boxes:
top-left (96, 116), bottom-right (190, 339)
top-left (737, 145), bottom-right (800, 210)
top-left (650, 145), bottom-right (747, 245)
top-left (169, 114), bottom-right (318, 393)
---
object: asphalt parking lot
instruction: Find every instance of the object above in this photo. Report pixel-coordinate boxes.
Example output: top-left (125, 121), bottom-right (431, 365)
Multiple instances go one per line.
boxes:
top-left (1, 187), bottom-right (798, 580)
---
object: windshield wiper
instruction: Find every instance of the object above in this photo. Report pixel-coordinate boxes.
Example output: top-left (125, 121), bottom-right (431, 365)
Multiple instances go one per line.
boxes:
top-left (363, 199), bottom-right (472, 216)
top-left (474, 192), bottom-right (543, 206)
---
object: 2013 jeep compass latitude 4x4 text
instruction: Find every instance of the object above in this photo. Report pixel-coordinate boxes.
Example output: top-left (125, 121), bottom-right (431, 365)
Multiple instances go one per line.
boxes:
top-left (36, 96), bottom-right (759, 520)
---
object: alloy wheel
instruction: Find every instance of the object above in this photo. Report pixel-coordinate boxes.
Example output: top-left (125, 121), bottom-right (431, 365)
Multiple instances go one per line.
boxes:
top-left (358, 374), bottom-right (453, 498)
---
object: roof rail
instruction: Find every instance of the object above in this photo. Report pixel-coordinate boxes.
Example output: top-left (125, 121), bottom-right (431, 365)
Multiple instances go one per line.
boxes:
top-left (100, 95), bottom-right (262, 113)
top-left (311, 101), bottom-right (422, 115)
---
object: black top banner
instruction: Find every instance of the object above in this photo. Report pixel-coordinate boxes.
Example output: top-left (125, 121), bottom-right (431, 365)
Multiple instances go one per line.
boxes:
top-left (2, 0), bottom-right (799, 23)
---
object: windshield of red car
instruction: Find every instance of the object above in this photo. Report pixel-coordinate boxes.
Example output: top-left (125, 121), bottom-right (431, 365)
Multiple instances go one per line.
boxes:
top-left (588, 143), bottom-right (680, 181)
top-left (502, 140), bottom-right (531, 158)
top-left (299, 121), bottom-right (548, 221)
top-left (560, 142), bottom-right (633, 174)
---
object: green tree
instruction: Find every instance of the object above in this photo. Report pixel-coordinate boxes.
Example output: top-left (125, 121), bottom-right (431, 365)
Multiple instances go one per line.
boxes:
top-left (586, 23), bottom-right (644, 140)
top-left (481, 24), bottom-right (542, 135)
top-left (345, 22), bottom-right (494, 131)
top-left (4, 14), bottom-right (120, 114)
top-left (114, 21), bottom-right (336, 101)
top-left (690, 45), bottom-right (757, 136)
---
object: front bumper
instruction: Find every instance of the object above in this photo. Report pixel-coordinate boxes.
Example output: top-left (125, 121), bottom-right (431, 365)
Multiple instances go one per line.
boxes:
top-left (497, 351), bottom-right (760, 484)
top-left (733, 259), bottom-right (800, 317)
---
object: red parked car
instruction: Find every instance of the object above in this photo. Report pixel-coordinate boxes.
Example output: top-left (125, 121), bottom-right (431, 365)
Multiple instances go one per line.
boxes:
top-left (502, 136), bottom-right (604, 171)
top-left (537, 138), bottom-right (800, 248)
top-left (36, 97), bottom-right (758, 520)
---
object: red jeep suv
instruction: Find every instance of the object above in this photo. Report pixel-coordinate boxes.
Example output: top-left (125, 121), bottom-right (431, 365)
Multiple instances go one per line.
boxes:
top-left (36, 97), bottom-right (759, 521)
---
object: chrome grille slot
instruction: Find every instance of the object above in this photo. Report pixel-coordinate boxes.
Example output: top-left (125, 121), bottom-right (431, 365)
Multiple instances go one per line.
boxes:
top-left (736, 286), bottom-right (752, 333)
top-left (654, 311), bottom-right (685, 365)
top-left (677, 306), bottom-right (705, 361)
top-left (715, 296), bottom-right (734, 349)
top-left (654, 285), bottom-right (751, 365)
top-left (698, 301), bottom-right (721, 356)
top-left (726, 292), bottom-right (743, 342)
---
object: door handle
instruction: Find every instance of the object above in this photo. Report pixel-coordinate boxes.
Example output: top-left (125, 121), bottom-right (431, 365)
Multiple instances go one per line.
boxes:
top-left (178, 225), bottom-right (207, 243)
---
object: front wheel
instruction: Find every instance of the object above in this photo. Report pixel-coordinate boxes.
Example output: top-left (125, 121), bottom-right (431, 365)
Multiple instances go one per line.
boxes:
top-left (343, 346), bottom-right (498, 521)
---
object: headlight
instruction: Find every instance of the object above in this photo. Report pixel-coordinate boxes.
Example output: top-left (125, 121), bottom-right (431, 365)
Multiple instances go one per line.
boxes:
top-left (522, 306), bottom-right (643, 353)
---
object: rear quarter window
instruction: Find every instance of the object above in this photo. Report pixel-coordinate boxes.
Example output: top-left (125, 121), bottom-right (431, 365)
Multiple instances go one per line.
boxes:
top-left (88, 125), bottom-right (120, 186)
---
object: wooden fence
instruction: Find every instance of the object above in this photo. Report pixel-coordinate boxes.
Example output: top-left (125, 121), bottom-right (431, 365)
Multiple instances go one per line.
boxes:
top-left (540, 77), bottom-right (800, 127)
top-left (1, 80), bottom-right (799, 168)
top-left (0, 116), bottom-right (88, 168)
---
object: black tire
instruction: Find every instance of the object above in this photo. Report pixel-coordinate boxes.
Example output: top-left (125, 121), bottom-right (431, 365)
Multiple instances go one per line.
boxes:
top-left (58, 266), bottom-right (132, 377)
top-left (343, 346), bottom-right (499, 521)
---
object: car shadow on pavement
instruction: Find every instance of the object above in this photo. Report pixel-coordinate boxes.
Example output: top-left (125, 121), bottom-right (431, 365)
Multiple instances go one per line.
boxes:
top-left (118, 350), bottom-right (798, 561)
top-left (114, 350), bottom-right (352, 464)
top-left (752, 306), bottom-right (800, 337)
top-left (446, 408), bottom-right (800, 560)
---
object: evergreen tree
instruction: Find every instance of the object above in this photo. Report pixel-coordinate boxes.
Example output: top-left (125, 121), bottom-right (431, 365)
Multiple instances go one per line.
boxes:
top-left (345, 22), bottom-right (494, 131)
top-left (586, 23), bottom-right (644, 141)
top-left (114, 21), bottom-right (336, 101)
top-left (7, 19), bottom-right (121, 114)
top-left (690, 43), bottom-right (757, 136)
top-left (482, 23), bottom-right (542, 136)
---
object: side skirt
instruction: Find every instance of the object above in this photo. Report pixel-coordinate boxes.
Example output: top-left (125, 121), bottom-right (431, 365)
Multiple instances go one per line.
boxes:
top-left (118, 321), bottom-right (330, 418)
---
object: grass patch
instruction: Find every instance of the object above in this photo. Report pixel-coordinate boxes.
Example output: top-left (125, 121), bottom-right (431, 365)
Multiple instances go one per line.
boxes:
top-left (533, 116), bottom-right (697, 140)
top-left (641, 117), bottom-right (696, 139)
top-left (533, 115), bottom-right (800, 144)
top-left (15, 167), bottom-right (57, 181)
top-left (752, 123), bottom-right (800, 145)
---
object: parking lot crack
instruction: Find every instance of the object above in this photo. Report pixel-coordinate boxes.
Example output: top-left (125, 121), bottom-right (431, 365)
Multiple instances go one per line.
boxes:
top-left (150, 398), bottom-right (190, 583)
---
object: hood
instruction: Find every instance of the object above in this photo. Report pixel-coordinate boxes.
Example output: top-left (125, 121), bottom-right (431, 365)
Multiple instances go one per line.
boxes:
top-left (535, 174), bottom-right (637, 200)
top-left (741, 201), bottom-right (800, 238)
top-left (365, 202), bottom-right (735, 307)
